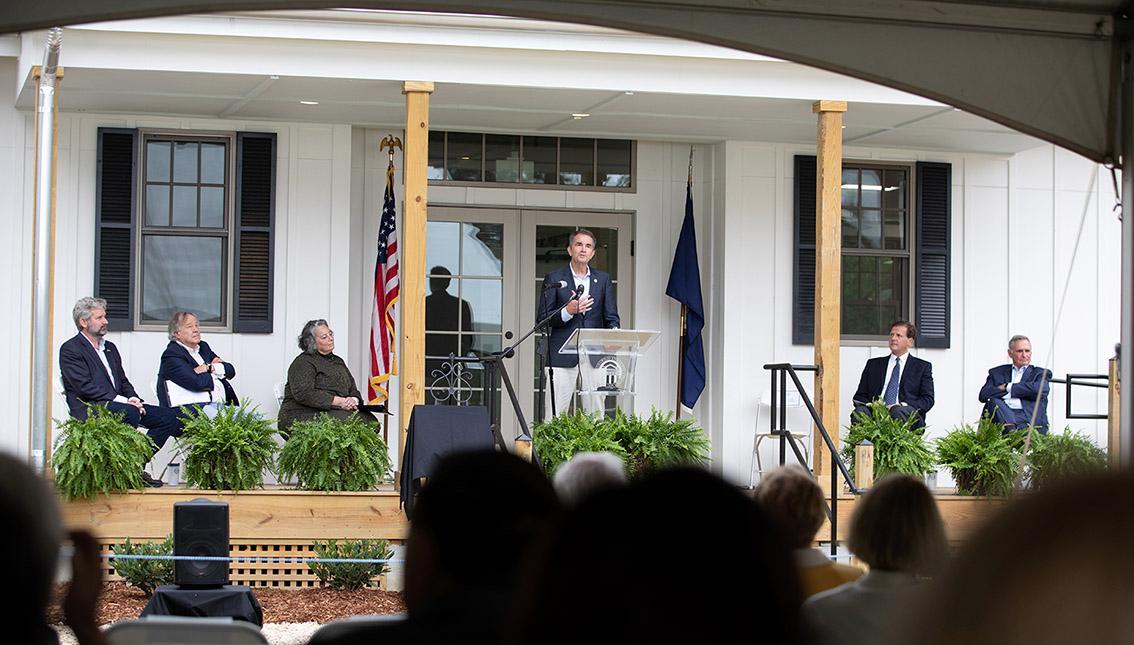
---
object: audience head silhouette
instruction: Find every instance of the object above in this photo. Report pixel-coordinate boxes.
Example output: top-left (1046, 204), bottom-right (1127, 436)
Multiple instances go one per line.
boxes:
top-left (513, 466), bottom-right (801, 644)
top-left (552, 451), bottom-right (627, 506)
top-left (849, 473), bottom-right (947, 576)
top-left (756, 465), bottom-right (828, 549)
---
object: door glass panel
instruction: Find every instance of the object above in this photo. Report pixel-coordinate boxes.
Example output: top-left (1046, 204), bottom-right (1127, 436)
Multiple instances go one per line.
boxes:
top-left (461, 223), bottom-right (504, 277)
top-left (460, 278), bottom-right (502, 333)
top-left (426, 221), bottom-right (460, 275)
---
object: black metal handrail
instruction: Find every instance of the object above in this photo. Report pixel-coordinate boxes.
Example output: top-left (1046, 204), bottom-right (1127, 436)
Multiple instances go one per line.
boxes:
top-left (1049, 374), bottom-right (1110, 420)
top-left (762, 363), bottom-right (864, 556)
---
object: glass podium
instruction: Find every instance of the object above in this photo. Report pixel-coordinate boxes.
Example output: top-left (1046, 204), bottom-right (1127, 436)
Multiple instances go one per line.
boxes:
top-left (560, 328), bottom-right (659, 417)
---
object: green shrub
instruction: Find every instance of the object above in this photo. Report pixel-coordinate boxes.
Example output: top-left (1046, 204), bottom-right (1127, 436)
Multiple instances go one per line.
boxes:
top-left (181, 401), bottom-right (277, 491)
top-left (935, 415), bottom-right (1024, 496)
top-left (1029, 427), bottom-right (1107, 490)
top-left (842, 402), bottom-right (936, 480)
top-left (53, 405), bottom-right (156, 500)
top-left (611, 408), bottom-right (710, 476)
top-left (112, 535), bottom-right (174, 596)
top-left (532, 410), bottom-right (626, 477)
top-left (278, 413), bottom-right (391, 491)
top-left (308, 538), bottom-right (392, 590)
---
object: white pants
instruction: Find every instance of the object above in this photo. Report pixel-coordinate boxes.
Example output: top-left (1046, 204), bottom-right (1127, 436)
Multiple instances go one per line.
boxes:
top-left (545, 366), bottom-right (579, 417)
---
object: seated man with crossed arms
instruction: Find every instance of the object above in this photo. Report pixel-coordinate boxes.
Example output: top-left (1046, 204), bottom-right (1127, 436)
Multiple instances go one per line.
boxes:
top-left (978, 334), bottom-right (1051, 433)
top-left (157, 310), bottom-right (238, 417)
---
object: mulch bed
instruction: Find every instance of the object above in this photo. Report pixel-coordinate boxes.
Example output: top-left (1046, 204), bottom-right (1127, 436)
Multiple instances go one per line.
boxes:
top-left (48, 582), bottom-right (406, 625)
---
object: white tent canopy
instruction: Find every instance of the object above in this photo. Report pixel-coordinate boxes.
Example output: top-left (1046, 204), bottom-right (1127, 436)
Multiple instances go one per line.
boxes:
top-left (8, 0), bottom-right (1132, 461)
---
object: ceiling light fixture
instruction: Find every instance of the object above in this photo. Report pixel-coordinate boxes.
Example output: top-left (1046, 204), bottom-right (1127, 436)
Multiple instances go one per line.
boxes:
top-left (269, 75), bottom-right (280, 80)
top-left (300, 100), bottom-right (319, 105)
top-left (572, 112), bottom-right (590, 119)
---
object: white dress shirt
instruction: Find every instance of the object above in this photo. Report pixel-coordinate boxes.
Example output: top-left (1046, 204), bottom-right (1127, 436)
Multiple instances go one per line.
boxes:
top-left (1005, 365), bottom-right (1028, 409)
top-left (165, 342), bottom-right (227, 407)
top-left (560, 266), bottom-right (592, 322)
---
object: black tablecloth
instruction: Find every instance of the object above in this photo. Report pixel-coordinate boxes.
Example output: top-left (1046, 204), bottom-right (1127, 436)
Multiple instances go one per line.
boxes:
top-left (142, 585), bottom-right (264, 626)
top-left (399, 405), bottom-right (495, 517)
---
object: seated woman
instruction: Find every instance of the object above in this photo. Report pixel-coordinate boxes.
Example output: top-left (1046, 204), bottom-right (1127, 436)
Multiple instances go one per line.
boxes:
top-left (157, 311), bottom-right (237, 417)
top-left (277, 319), bottom-right (376, 435)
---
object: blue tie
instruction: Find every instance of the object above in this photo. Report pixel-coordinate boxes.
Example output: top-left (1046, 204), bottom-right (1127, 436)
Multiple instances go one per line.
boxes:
top-left (883, 358), bottom-right (900, 405)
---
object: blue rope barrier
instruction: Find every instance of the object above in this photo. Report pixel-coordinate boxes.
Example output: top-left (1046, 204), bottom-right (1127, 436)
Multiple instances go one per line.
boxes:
top-left (103, 554), bottom-right (403, 564)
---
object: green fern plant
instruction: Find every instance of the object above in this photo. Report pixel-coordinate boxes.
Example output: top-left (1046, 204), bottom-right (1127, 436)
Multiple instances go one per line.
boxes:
top-left (180, 400), bottom-right (277, 491)
top-left (935, 415), bottom-right (1024, 496)
top-left (612, 408), bottom-right (710, 476)
top-left (1028, 427), bottom-right (1106, 490)
top-left (53, 405), bottom-right (156, 500)
top-left (112, 535), bottom-right (174, 596)
top-left (308, 538), bottom-right (392, 590)
top-left (532, 410), bottom-right (626, 477)
top-left (278, 413), bottom-right (390, 491)
top-left (843, 401), bottom-right (936, 480)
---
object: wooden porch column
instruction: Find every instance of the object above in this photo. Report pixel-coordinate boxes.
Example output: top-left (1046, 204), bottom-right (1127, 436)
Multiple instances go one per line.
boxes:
top-left (399, 81), bottom-right (434, 476)
top-left (812, 100), bottom-right (847, 477)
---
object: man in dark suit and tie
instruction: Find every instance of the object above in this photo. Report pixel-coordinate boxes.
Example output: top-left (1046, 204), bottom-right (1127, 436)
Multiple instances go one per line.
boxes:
top-left (851, 320), bottom-right (935, 431)
top-left (59, 297), bottom-right (183, 486)
top-left (978, 335), bottom-right (1051, 433)
top-left (537, 228), bottom-right (620, 417)
top-left (157, 311), bottom-right (238, 415)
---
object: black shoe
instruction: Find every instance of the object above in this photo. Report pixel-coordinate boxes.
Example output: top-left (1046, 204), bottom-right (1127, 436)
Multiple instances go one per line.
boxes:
top-left (140, 471), bottom-right (164, 488)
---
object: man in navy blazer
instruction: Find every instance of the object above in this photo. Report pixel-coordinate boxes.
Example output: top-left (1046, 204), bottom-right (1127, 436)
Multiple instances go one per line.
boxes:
top-left (58, 297), bottom-right (183, 486)
top-left (851, 321), bottom-right (934, 431)
top-left (978, 335), bottom-right (1051, 432)
top-left (536, 228), bottom-right (620, 417)
top-left (157, 311), bottom-right (237, 414)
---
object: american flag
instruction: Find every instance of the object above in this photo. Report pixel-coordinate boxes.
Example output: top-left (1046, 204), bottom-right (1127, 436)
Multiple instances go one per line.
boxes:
top-left (368, 164), bottom-right (399, 403)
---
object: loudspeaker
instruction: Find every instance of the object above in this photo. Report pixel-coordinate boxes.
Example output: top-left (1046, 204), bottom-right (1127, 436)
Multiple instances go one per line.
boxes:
top-left (174, 498), bottom-right (229, 588)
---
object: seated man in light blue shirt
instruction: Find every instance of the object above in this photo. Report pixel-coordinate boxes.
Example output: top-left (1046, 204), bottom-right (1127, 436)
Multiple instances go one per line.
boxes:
top-left (978, 335), bottom-right (1051, 433)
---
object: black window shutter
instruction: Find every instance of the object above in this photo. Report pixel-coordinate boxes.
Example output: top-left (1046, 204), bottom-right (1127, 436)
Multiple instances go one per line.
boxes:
top-left (793, 155), bottom-right (817, 345)
top-left (915, 161), bottom-right (951, 349)
top-left (95, 128), bottom-right (137, 330)
top-left (233, 132), bottom-right (276, 333)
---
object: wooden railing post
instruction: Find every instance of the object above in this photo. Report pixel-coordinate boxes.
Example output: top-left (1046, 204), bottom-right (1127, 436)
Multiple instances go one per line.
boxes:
top-left (855, 440), bottom-right (874, 489)
top-left (812, 100), bottom-right (847, 477)
top-left (1109, 355), bottom-right (1121, 468)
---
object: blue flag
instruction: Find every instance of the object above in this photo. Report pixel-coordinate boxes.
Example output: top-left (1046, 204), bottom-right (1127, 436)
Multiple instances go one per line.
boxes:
top-left (666, 183), bottom-right (706, 409)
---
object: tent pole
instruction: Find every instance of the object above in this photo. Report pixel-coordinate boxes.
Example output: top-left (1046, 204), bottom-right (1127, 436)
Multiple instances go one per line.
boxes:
top-left (1122, 36), bottom-right (1133, 469)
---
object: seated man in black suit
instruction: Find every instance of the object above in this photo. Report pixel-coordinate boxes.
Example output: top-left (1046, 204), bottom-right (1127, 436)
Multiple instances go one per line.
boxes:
top-left (59, 297), bottom-right (183, 487)
top-left (851, 320), bottom-right (934, 431)
top-left (157, 311), bottom-right (237, 416)
top-left (978, 334), bottom-right (1051, 433)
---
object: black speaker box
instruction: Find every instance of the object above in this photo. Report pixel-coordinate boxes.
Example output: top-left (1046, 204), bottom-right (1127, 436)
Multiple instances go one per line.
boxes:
top-left (174, 499), bottom-right (229, 588)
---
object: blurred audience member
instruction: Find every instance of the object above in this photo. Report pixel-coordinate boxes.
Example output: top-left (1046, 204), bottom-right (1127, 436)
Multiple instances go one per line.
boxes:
top-left (757, 466), bottom-right (862, 597)
top-left (513, 467), bottom-right (801, 645)
top-left (802, 474), bottom-right (946, 645)
top-left (552, 451), bottom-right (627, 505)
top-left (0, 452), bottom-right (107, 645)
top-left (899, 472), bottom-right (1134, 645)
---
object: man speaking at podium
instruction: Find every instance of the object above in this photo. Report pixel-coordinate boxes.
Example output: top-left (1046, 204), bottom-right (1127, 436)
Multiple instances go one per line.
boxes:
top-left (538, 228), bottom-right (620, 417)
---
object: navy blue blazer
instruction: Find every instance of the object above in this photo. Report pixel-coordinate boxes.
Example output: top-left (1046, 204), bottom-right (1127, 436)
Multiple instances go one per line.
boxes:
top-left (59, 332), bottom-right (140, 420)
top-left (853, 354), bottom-right (935, 421)
top-left (978, 364), bottom-right (1051, 428)
top-left (537, 265), bottom-right (620, 368)
top-left (157, 340), bottom-right (237, 408)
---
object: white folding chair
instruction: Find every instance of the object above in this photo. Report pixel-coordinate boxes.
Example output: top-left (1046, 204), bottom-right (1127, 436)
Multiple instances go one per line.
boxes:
top-left (273, 382), bottom-right (285, 406)
top-left (749, 387), bottom-right (812, 488)
top-left (105, 616), bottom-right (267, 645)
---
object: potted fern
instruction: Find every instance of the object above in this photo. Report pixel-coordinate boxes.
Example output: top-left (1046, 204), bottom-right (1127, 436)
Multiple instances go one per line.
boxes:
top-left (308, 538), bottom-right (393, 590)
top-left (53, 405), bottom-right (156, 500)
top-left (180, 400), bottom-right (277, 491)
top-left (611, 408), bottom-right (710, 476)
top-left (532, 410), bottom-right (626, 477)
top-left (1028, 427), bottom-right (1106, 490)
top-left (278, 413), bottom-right (391, 491)
top-left (842, 401), bottom-right (935, 481)
top-left (935, 415), bottom-right (1024, 496)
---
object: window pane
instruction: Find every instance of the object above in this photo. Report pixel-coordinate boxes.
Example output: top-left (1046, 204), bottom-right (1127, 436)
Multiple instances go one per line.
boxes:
top-left (426, 272), bottom-right (460, 333)
top-left (200, 143), bottom-right (226, 184)
top-left (535, 226), bottom-right (572, 279)
top-left (883, 169), bottom-right (906, 209)
top-left (145, 185), bottom-right (170, 226)
top-left (147, 141), bottom-right (170, 182)
top-left (522, 136), bottom-right (557, 184)
top-left (861, 169), bottom-right (882, 207)
top-left (173, 142), bottom-right (198, 183)
top-left (428, 130), bottom-right (446, 180)
top-left (559, 138), bottom-right (594, 186)
top-left (425, 221), bottom-right (460, 275)
top-left (841, 256), bottom-right (906, 336)
top-left (485, 134), bottom-right (520, 183)
top-left (860, 210), bottom-right (882, 249)
top-left (447, 132), bottom-right (482, 182)
top-left (460, 278), bottom-right (502, 333)
top-left (425, 332), bottom-right (460, 360)
top-left (172, 186), bottom-right (197, 227)
top-left (841, 169), bottom-right (858, 207)
top-left (461, 223), bottom-right (504, 277)
top-left (884, 211), bottom-right (905, 250)
top-left (597, 139), bottom-right (632, 187)
top-left (588, 227), bottom-right (619, 277)
top-left (841, 208), bottom-right (859, 248)
top-left (142, 235), bottom-right (224, 323)
top-left (201, 186), bottom-right (224, 228)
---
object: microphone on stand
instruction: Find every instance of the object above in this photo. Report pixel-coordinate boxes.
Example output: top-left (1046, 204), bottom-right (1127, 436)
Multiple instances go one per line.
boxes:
top-left (543, 280), bottom-right (568, 290)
